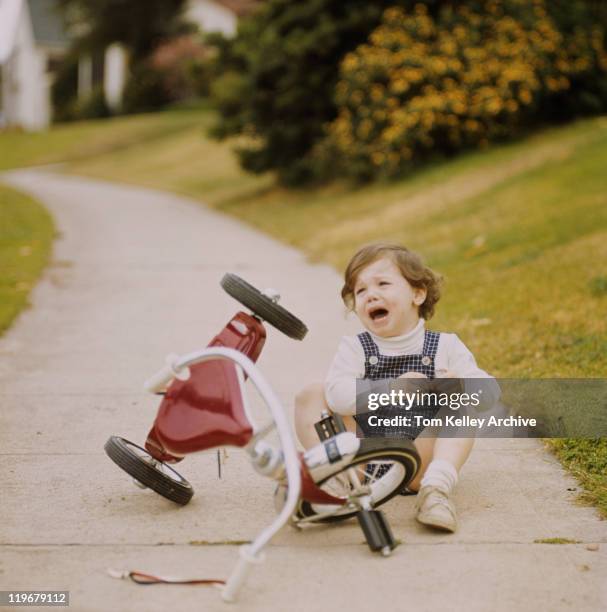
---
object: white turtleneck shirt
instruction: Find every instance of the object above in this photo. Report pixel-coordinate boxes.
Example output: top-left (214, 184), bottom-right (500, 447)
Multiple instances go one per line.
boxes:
top-left (325, 318), bottom-right (499, 415)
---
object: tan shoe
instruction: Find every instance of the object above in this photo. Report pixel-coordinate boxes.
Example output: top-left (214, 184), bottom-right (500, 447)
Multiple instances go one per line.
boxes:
top-left (415, 485), bottom-right (458, 532)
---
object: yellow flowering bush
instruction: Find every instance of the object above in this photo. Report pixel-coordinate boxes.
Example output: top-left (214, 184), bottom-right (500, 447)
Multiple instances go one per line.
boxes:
top-left (323, 1), bottom-right (607, 180)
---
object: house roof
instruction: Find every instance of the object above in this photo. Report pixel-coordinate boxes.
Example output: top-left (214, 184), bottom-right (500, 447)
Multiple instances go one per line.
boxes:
top-left (0, 0), bottom-right (68, 62)
top-left (27, 0), bottom-right (69, 48)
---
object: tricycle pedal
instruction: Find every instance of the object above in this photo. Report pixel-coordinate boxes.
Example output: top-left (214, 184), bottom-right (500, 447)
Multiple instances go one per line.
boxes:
top-left (314, 410), bottom-right (346, 442)
top-left (357, 509), bottom-right (397, 554)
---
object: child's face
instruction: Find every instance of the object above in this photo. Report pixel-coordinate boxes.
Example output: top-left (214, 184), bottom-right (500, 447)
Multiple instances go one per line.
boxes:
top-left (353, 257), bottom-right (426, 338)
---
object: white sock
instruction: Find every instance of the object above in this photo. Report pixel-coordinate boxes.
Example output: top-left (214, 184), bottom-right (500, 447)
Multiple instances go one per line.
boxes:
top-left (420, 459), bottom-right (458, 495)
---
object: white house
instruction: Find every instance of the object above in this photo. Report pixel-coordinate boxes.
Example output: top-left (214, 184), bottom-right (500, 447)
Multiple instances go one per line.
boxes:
top-left (0, 0), bottom-right (260, 131)
top-left (186, 0), bottom-right (261, 37)
top-left (0, 0), bottom-right (69, 130)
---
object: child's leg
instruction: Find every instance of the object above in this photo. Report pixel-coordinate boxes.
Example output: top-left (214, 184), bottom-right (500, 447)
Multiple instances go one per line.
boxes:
top-left (407, 437), bottom-right (437, 491)
top-left (432, 437), bottom-right (475, 471)
top-left (412, 436), bottom-right (475, 533)
top-left (293, 383), bottom-right (357, 450)
top-left (408, 437), bottom-right (474, 491)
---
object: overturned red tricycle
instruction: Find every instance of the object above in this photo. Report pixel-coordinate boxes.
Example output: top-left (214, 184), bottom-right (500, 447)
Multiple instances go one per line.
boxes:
top-left (105, 274), bottom-right (419, 602)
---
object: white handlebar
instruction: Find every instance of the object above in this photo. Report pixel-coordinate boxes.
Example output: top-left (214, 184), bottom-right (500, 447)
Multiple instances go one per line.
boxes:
top-left (144, 346), bottom-right (302, 603)
top-left (221, 545), bottom-right (265, 603)
top-left (143, 353), bottom-right (190, 393)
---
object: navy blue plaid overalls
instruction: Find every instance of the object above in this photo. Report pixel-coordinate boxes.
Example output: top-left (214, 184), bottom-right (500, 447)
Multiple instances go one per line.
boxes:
top-left (355, 329), bottom-right (441, 439)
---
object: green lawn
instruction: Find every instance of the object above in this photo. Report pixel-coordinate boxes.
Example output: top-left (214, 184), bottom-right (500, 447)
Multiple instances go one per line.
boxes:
top-left (0, 105), bottom-right (213, 172)
top-left (1, 108), bottom-right (605, 515)
top-left (547, 439), bottom-right (607, 517)
top-left (0, 184), bottom-right (55, 335)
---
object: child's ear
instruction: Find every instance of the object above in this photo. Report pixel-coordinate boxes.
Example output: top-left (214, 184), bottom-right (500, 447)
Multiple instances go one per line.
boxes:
top-left (413, 288), bottom-right (427, 305)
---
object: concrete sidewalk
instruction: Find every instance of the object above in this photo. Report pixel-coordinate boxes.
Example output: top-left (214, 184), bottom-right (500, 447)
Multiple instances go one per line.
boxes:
top-left (0, 169), bottom-right (604, 612)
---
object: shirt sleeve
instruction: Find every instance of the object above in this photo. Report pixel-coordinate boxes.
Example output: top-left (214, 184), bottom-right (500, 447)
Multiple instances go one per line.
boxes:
top-left (324, 336), bottom-right (366, 416)
top-left (447, 334), bottom-right (501, 410)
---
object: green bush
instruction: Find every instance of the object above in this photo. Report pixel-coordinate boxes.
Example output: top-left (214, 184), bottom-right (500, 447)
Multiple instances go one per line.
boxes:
top-left (323, 1), bottom-right (607, 180)
top-left (209, 0), bottom-right (422, 185)
top-left (70, 86), bottom-right (111, 120)
top-left (121, 63), bottom-right (173, 114)
top-left (149, 34), bottom-right (213, 101)
top-left (326, 0), bottom-right (607, 179)
top-left (51, 51), bottom-right (111, 122)
top-left (51, 54), bottom-right (79, 122)
top-left (120, 35), bottom-right (213, 114)
top-left (543, 0), bottom-right (607, 119)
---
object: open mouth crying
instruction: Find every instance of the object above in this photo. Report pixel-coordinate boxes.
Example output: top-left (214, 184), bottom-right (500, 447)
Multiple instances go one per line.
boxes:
top-left (369, 307), bottom-right (389, 322)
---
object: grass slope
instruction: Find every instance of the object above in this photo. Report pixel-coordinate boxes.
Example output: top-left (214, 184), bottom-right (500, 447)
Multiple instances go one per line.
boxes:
top-left (0, 106), bottom-right (212, 172)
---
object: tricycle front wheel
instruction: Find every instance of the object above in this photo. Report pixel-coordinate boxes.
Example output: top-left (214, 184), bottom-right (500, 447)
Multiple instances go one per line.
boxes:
top-left (221, 273), bottom-right (308, 340)
top-left (294, 438), bottom-right (419, 523)
top-left (104, 436), bottom-right (194, 505)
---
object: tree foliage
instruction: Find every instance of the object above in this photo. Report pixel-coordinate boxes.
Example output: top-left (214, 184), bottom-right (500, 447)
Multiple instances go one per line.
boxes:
top-left (55, 0), bottom-right (195, 117)
top-left (211, 0), bottom-right (607, 185)
top-left (59, 0), bottom-right (189, 61)
top-left (209, 0), bottom-right (430, 185)
top-left (323, 0), bottom-right (607, 180)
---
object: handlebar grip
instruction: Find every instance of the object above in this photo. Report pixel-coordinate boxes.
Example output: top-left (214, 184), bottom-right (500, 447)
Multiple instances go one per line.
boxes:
top-left (221, 545), bottom-right (265, 603)
top-left (143, 353), bottom-right (190, 393)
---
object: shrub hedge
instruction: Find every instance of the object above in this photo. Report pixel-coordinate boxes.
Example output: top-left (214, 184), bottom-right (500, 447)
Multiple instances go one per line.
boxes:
top-left (322, 0), bottom-right (607, 180)
top-left (208, 0), bottom-right (413, 185)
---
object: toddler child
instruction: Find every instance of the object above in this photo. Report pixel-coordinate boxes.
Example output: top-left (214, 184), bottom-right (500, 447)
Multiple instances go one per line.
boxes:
top-left (294, 242), bottom-right (499, 532)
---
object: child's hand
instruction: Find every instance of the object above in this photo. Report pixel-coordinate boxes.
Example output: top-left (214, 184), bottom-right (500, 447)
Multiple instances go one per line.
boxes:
top-left (436, 368), bottom-right (457, 378)
top-left (395, 371), bottom-right (428, 394)
top-left (434, 369), bottom-right (463, 393)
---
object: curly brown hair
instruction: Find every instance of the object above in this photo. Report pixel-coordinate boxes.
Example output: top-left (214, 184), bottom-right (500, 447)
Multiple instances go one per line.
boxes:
top-left (341, 242), bottom-right (443, 320)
